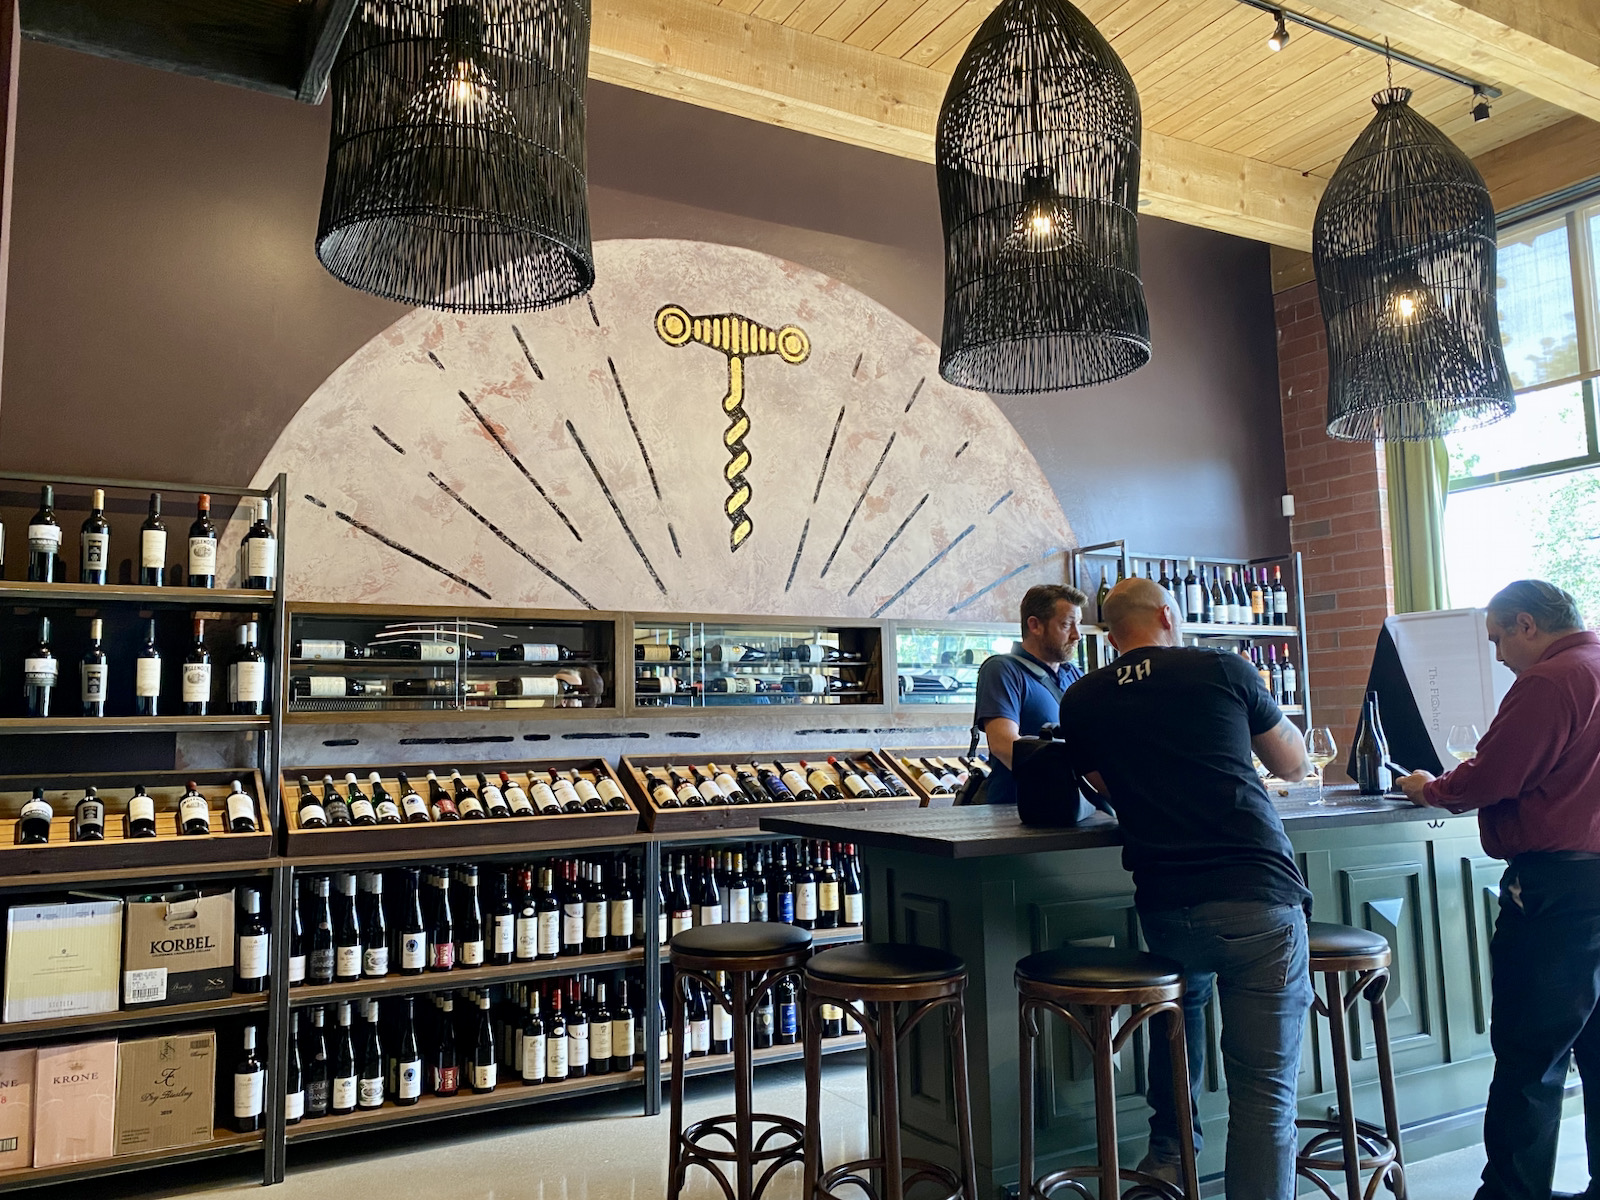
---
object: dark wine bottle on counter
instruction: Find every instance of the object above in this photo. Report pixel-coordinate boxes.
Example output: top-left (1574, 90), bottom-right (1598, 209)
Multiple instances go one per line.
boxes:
top-left (26, 486), bottom-right (61, 582)
top-left (80, 618), bottom-right (108, 716)
top-left (1353, 691), bottom-right (1386, 796)
top-left (80, 488), bottom-right (110, 584)
top-left (19, 787), bottom-right (52, 845)
top-left (182, 617), bottom-right (211, 715)
top-left (139, 492), bottom-right (167, 586)
top-left (74, 788), bottom-right (105, 841)
top-left (25, 617), bottom-right (58, 718)
top-left (187, 493), bottom-right (217, 587)
top-left (241, 497), bottom-right (277, 590)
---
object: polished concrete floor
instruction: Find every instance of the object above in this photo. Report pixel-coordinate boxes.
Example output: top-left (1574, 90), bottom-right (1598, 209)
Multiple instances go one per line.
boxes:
top-left (34, 1056), bottom-right (1596, 1199)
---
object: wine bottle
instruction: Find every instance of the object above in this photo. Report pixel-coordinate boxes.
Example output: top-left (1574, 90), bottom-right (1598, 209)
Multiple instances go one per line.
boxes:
top-left (1250, 568), bottom-right (1265, 625)
top-left (397, 868), bottom-right (426, 975)
top-left (611, 981), bottom-right (636, 1072)
top-left (589, 982), bottom-right (613, 1076)
top-left (304, 1009), bottom-right (330, 1118)
top-left (1096, 568), bottom-right (1110, 623)
top-left (369, 773), bottom-right (402, 824)
top-left (1269, 646), bottom-right (1284, 703)
top-left (901, 756), bottom-right (946, 796)
top-left (139, 492), bottom-right (167, 586)
top-left (79, 488), bottom-right (110, 584)
top-left (801, 760), bottom-right (844, 802)
top-left (284, 1017), bottom-right (305, 1125)
top-left (1354, 692), bottom-right (1385, 796)
top-left (829, 756), bottom-right (872, 798)
top-left (18, 787), bottom-right (52, 845)
top-left (568, 769), bottom-right (608, 814)
top-left (841, 843), bottom-right (864, 926)
top-left (1219, 568), bottom-right (1237, 624)
top-left (73, 787), bottom-right (104, 841)
top-left (608, 859), bottom-right (635, 951)
top-left (331, 1002), bottom-right (358, 1115)
top-left (779, 762), bottom-right (819, 803)
top-left (296, 775), bottom-right (328, 829)
top-left (294, 638), bottom-right (366, 661)
top-left (26, 486), bottom-right (61, 582)
top-left (520, 990), bottom-right (547, 1085)
top-left (134, 618), bottom-right (162, 717)
top-left (1282, 647), bottom-right (1298, 706)
top-left (80, 618), bottom-right (108, 717)
top-left (477, 772), bottom-right (511, 818)
top-left (709, 973), bottom-right (732, 1056)
top-left (305, 876), bottom-right (335, 985)
top-left (343, 773), bottom-right (376, 826)
top-left (356, 1000), bottom-right (384, 1109)
top-left (668, 856), bottom-right (694, 938)
top-left (1181, 557), bottom-right (1200, 623)
top-left (321, 775), bottom-right (352, 828)
top-left (544, 989), bottom-right (569, 1081)
top-left (432, 995), bottom-right (460, 1096)
top-left (457, 865), bottom-right (486, 967)
top-left (187, 494), bottom-right (217, 587)
top-left (237, 888), bottom-right (270, 993)
top-left (396, 771), bottom-right (429, 823)
top-left (228, 621), bottom-right (267, 715)
top-left (534, 867), bottom-right (561, 960)
top-left (361, 872), bottom-right (389, 978)
top-left (821, 995), bottom-right (844, 1039)
top-left (754, 978), bottom-right (775, 1050)
top-left (1272, 565), bottom-right (1290, 625)
top-left (816, 844), bottom-right (841, 928)
top-left (242, 497), bottom-right (277, 590)
top-left (794, 847), bottom-right (818, 930)
top-left (488, 869), bottom-right (516, 966)
top-left (686, 980), bottom-right (710, 1058)
top-left (500, 770), bottom-right (533, 817)
top-left (566, 979), bottom-right (590, 1078)
top-left (667, 768), bottom-right (703, 809)
top-left (635, 643), bottom-right (685, 662)
top-left (288, 884), bottom-right (306, 988)
top-left (395, 997), bottom-right (423, 1106)
top-left (691, 766), bottom-right (725, 808)
top-left (233, 1026), bottom-right (265, 1133)
top-left (495, 675), bottom-right (582, 701)
top-left (775, 976), bottom-right (799, 1045)
top-left (178, 780), bottom-right (210, 835)
top-left (333, 872), bottom-right (362, 982)
top-left (426, 771), bottom-right (460, 821)
top-left (127, 783), bottom-right (157, 839)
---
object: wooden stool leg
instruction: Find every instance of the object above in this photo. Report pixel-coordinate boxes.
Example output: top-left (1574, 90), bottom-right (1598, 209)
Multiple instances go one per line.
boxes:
top-left (732, 972), bottom-right (754, 1200)
top-left (803, 987), bottom-right (824, 1200)
top-left (1323, 970), bottom-right (1363, 1200)
top-left (1091, 1005), bottom-right (1120, 1200)
top-left (1162, 1001), bottom-right (1201, 1200)
top-left (947, 991), bottom-right (978, 1200)
top-left (1369, 976), bottom-right (1407, 1198)
top-left (878, 1000), bottom-right (906, 1200)
top-left (669, 971), bottom-right (690, 1200)
top-left (1018, 997), bottom-right (1036, 1200)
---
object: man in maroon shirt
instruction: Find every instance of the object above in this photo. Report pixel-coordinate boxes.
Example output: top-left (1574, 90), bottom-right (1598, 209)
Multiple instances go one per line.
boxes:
top-left (1399, 580), bottom-right (1600, 1200)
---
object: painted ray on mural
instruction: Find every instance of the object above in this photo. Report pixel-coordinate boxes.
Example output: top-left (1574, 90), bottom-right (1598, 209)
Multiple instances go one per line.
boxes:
top-left (252, 239), bottom-right (1075, 621)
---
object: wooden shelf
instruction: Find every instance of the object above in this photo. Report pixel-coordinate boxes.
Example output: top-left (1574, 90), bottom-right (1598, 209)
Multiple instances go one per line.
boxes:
top-left (0, 995), bottom-right (267, 1046)
top-left (0, 714), bottom-right (269, 735)
top-left (285, 1067), bottom-right (646, 1142)
top-left (289, 949), bottom-right (645, 1007)
top-left (0, 856), bottom-right (276, 893)
top-left (675, 1034), bottom-right (866, 1079)
top-left (0, 581), bottom-right (276, 607)
top-left (0, 1128), bottom-right (263, 1193)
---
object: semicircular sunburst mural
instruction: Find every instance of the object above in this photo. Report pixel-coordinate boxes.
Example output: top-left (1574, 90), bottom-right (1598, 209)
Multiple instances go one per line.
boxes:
top-left (253, 239), bottom-right (1075, 621)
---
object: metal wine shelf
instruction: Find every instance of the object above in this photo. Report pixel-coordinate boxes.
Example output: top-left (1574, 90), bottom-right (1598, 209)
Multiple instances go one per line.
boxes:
top-left (287, 949), bottom-right (646, 1007)
top-left (0, 994), bottom-right (269, 1048)
top-left (0, 581), bottom-right (277, 607)
top-left (0, 1130), bottom-right (265, 1194)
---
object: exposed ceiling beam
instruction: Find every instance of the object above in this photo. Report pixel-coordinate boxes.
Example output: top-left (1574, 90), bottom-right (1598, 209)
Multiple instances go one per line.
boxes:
top-left (1308, 0), bottom-right (1600, 122)
top-left (1474, 114), bottom-right (1600, 211)
top-left (296, 0), bottom-right (359, 104)
top-left (590, 0), bottom-right (1324, 249)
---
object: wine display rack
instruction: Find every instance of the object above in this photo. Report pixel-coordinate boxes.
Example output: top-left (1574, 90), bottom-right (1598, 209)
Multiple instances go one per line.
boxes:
top-left (886, 749), bottom-right (990, 808)
top-left (618, 752), bottom-right (917, 832)
top-left (277, 758), bottom-right (640, 855)
top-left (890, 624), bottom-right (1015, 706)
top-left (287, 948), bottom-right (646, 1009)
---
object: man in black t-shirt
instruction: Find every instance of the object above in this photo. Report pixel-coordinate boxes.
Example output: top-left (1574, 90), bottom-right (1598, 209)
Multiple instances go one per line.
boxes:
top-left (1056, 578), bottom-right (1313, 1200)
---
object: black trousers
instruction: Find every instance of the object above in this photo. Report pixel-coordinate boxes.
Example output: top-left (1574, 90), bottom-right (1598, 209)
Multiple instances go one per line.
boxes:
top-left (1478, 855), bottom-right (1600, 1200)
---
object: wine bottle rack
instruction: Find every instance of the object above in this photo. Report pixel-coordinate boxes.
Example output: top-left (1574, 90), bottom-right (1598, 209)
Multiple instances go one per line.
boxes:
top-left (277, 758), bottom-right (640, 855)
top-left (618, 751), bottom-right (916, 832)
top-left (287, 948), bottom-right (647, 1008)
top-left (885, 748), bottom-right (991, 808)
top-left (0, 768), bottom-right (272, 871)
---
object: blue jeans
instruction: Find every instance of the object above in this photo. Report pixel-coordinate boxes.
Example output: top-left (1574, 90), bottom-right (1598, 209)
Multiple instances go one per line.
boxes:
top-left (1140, 900), bottom-right (1312, 1200)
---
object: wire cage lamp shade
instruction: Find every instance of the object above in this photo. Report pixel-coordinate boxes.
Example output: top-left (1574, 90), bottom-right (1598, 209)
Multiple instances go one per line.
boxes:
top-left (316, 0), bottom-right (594, 313)
top-left (1313, 88), bottom-right (1514, 441)
top-left (935, 0), bottom-right (1148, 393)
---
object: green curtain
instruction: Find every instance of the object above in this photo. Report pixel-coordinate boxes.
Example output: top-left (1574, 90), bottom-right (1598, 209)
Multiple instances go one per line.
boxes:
top-left (1386, 438), bottom-right (1451, 613)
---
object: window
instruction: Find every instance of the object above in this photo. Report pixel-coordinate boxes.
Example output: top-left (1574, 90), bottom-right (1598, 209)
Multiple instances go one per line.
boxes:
top-left (1443, 199), bottom-right (1600, 628)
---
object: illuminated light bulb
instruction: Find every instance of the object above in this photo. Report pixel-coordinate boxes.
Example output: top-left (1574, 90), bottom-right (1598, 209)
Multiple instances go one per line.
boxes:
top-left (1267, 11), bottom-right (1289, 51)
top-left (1004, 165), bottom-right (1074, 257)
top-left (1392, 291), bottom-right (1420, 322)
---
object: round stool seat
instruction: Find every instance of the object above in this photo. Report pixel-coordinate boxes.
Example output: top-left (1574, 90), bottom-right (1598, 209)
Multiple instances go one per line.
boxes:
top-left (1016, 946), bottom-right (1184, 990)
top-left (669, 922), bottom-right (813, 958)
top-left (1308, 922), bottom-right (1389, 960)
top-left (806, 942), bottom-right (965, 985)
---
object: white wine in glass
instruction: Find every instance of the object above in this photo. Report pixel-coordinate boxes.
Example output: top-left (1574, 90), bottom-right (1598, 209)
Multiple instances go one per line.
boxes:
top-left (1306, 727), bottom-right (1337, 805)
top-left (1447, 724), bottom-right (1481, 765)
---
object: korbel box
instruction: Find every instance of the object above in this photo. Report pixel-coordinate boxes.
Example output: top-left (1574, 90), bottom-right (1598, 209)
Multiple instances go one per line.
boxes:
top-left (34, 1039), bottom-right (116, 1167)
top-left (3, 898), bottom-right (122, 1022)
top-left (122, 889), bottom-right (235, 1008)
top-left (114, 1033), bottom-right (215, 1155)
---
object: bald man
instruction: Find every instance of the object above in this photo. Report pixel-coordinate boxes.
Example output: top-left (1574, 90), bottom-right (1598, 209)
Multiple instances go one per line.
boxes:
top-left (1055, 578), bottom-right (1314, 1200)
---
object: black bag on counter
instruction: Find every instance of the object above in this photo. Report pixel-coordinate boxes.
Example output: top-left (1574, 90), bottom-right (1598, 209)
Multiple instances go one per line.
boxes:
top-left (1013, 726), bottom-right (1103, 827)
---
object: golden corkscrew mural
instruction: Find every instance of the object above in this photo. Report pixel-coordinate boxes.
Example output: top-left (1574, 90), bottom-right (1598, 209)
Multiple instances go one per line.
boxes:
top-left (654, 304), bottom-right (810, 552)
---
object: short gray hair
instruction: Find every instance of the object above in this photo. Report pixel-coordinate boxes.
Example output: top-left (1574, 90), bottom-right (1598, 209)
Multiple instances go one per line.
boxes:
top-left (1487, 580), bottom-right (1583, 634)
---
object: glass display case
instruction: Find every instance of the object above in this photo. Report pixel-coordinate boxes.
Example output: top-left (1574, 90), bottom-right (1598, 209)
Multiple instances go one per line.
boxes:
top-left (285, 605), bottom-right (618, 718)
top-left (631, 616), bottom-right (882, 709)
top-left (891, 623), bottom-right (1015, 705)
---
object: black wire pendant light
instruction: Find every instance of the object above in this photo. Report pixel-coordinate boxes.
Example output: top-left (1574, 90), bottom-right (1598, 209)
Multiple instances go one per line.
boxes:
top-left (316, 0), bottom-right (593, 313)
top-left (1314, 86), bottom-right (1514, 440)
top-left (936, 0), bottom-right (1148, 393)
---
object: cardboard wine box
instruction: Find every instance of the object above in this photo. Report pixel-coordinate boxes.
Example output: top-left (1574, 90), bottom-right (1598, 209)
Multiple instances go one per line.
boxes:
top-left (2, 898), bottom-right (122, 1022)
top-left (0, 1048), bottom-right (36, 1170)
top-left (121, 889), bottom-right (235, 1008)
top-left (33, 1040), bottom-right (116, 1167)
top-left (113, 1033), bottom-right (214, 1155)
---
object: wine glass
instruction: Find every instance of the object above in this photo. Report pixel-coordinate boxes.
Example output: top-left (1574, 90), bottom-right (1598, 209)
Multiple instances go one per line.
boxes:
top-left (1446, 724), bottom-right (1481, 766)
top-left (1305, 727), bottom-right (1337, 805)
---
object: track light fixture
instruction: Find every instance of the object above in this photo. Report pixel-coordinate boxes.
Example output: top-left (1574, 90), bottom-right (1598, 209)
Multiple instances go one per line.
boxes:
top-left (1472, 88), bottom-right (1491, 122)
top-left (1268, 10), bottom-right (1289, 51)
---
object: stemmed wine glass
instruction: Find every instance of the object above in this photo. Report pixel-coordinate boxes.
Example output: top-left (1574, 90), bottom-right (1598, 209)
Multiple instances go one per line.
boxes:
top-left (1306, 727), bottom-right (1337, 805)
top-left (1446, 724), bottom-right (1481, 766)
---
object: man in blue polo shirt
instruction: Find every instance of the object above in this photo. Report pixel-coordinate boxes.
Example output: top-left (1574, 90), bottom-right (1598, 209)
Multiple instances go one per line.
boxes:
top-left (973, 583), bottom-right (1087, 805)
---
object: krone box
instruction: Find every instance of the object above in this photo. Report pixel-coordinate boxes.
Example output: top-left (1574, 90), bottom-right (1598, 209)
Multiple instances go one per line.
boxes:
top-left (0, 1048), bottom-right (36, 1170)
top-left (33, 1039), bottom-right (116, 1166)
top-left (122, 889), bottom-right (234, 1008)
top-left (3, 898), bottom-right (121, 1022)
top-left (113, 1033), bottom-right (214, 1154)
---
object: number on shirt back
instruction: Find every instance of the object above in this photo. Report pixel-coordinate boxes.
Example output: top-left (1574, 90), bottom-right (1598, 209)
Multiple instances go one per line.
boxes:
top-left (1115, 660), bottom-right (1153, 685)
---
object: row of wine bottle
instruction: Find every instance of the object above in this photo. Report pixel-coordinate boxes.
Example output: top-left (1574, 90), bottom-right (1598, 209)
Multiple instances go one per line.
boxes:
top-left (18, 779), bottom-right (260, 844)
top-left (663, 841), bottom-right (864, 931)
top-left (293, 637), bottom-right (588, 663)
top-left (641, 758), bottom-right (909, 809)
top-left (1237, 644), bottom-right (1300, 707)
top-left (8, 486), bottom-right (276, 589)
top-left (1091, 558), bottom-right (1293, 626)
top-left (22, 615), bottom-right (268, 718)
top-left (291, 768), bottom-right (632, 829)
top-left (635, 642), bottom-right (859, 664)
top-left (635, 672), bottom-right (856, 698)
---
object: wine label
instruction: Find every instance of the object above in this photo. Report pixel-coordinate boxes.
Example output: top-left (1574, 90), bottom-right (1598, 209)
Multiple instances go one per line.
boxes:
top-left (140, 528), bottom-right (167, 569)
top-left (335, 945), bottom-right (362, 978)
top-left (807, 770), bottom-right (833, 793)
top-left (178, 794), bottom-right (209, 828)
top-left (781, 769), bottom-right (809, 795)
top-left (843, 892), bottom-right (864, 925)
top-left (232, 660), bottom-right (266, 702)
top-left (133, 655), bottom-right (162, 697)
top-left (562, 904), bottom-right (584, 945)
top-left (584, 903), bottom-right (608, 940)
top-left (396, 933), bottom-right (424, 970)
top-left (728, 890), bottom-right (750, 923)
top-left (245, 535), bottom-right (277, 580)
top-left (398, 1059), bottom-right (422, 1099)
top-left (288, 953), bottom-right (306, 984)
top-left (460, 939), bottom-right (485, 966)
top-left (516, 644), bottom-right (561, 661)
top-left (129, 795), bottom-right (155, 823)
top-left (19, 797), bottom-right (51, 823)
top-left (638, 645), bottom-right (675, 662)
top-left (513, 676), bottom-right (559, 697)
top-left (332, 1076), bottom-right (357, 1111)
top-left (712, 1005), bottom-right (732, 1042)
top-left (819, 882), bottom-right (841, 911)
top-left (493, 914), bottom-right (515, 955)
top-left (349, 798), bottom-right (375, 823)
top-left (609, 899), bottom-right (635, 936)
top-left (670, 912), bottom-right (693, 937)
top-left (569, 1021), bottom-right (588, 1068)
top-left (23, 656), bottom-right (57, 686)
top-left (779, 1003), bottom-right (798, 1039)
top-left (696, 780), bottom-right (721, 803)
top-left (238, 933), bottom-right (269, 979)
top-left (363, 945), bottom-right (389, 976)
top-left (531, 782), bottom-right (560, 811)
top-left (81, 662), bottom-right (107, 701)
top-left (300, 641), bottom-right (348, 662)
top-left (658, 912), bottom-right (669, 945)
top-left (480, 783), bottom-right (505, 811)
top-left (523, 1035), bottom-right (547, 1081)
top-left (401, 792), bottom-right (428, 819)
top-left (697, 904), bottom-right (723, 926)
top-left (81, 532), bottom-right (108, 571)
top-left (284, 1090), bottom-right (305, 1121)
top-left (457, 796), bottom-right (485, 818)
top-left (297, 802), bottom-right (327, 827)
top-left (27, 523), bottom-right (60, 551)
top-left (795, 883), bottom-right (818, 921)
top-left (181, 662), bottom-right (212, 702)
top-left (776, 893), bottom-right (795, 924)
top-left (591, 1019), bottom-right (612, 1062)
top-left (433, 1065), bottom-right (458, 1094)
top-left (690, 1018), bottom-right (711, 1054)
top-left (547, 1035), bottom-right (568, 1078)
top-left (651, 784), bottom-right (677, 809)
top-left (308, 948), bottom-right (334, 982)
top-left (188, 535), bottom-right (217, 575)
top-left (538, 910), bottom-right (561, 957)
top-left (358, 1077), bottom-right (385, 1108)
top-left (613, 1019), bottom-right (635, 1059)
top-left (375, 798), bottom-right (400, 822)
top-left (515, 916), bottom-right (538, 960)
top-left (233, 1069), bottom-right (264, 1118)
top-left (821, 1002), bottom-right (843, 1022)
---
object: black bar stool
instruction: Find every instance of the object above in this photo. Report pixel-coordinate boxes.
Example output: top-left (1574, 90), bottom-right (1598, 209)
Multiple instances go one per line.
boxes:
top-left (1016, 946), bottom-right (1199, 1200)
top-left (668, 922), bottom-right (814, 1200)
top-left (801, 942), bottom-right (978, 1200)
top-left (1296, 922), bottom-right (1406, 1200)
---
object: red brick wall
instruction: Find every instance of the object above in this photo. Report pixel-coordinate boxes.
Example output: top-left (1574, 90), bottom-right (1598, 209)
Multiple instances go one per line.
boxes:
top-left (1275, 281), bottom-right (1394, 776)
